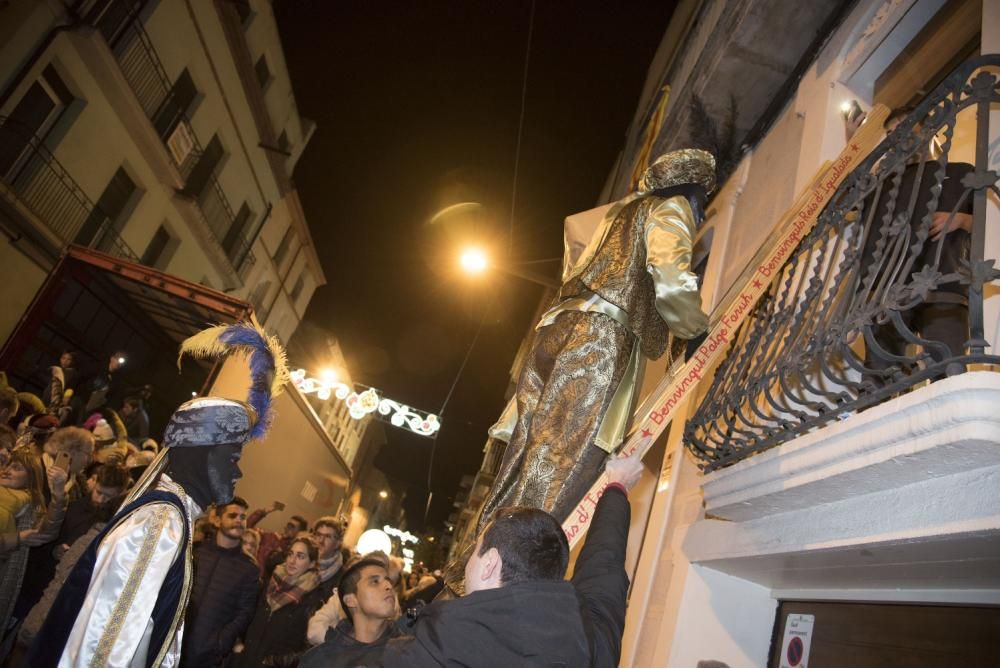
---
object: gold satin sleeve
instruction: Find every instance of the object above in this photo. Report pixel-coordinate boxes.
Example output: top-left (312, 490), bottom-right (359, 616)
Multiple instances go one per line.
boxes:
top-left (645, 195), bottom-right (709, 339)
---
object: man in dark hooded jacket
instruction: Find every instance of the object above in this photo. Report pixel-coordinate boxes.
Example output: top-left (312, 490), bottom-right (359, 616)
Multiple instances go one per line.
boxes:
top-left (381, 452), bottom-right (644, 667)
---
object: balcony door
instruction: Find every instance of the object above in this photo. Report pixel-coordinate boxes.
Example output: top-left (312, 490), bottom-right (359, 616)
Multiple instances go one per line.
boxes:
top-left (0, 65), bottom-right (72, 181)
top-left (75, 168), bottom-right (138, 251)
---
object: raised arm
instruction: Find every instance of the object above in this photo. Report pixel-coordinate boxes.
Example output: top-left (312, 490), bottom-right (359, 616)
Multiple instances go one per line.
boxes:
top-left (645, 194), bottom-right (709, 339)
top-left (570, 451), bottom-right (644, 667)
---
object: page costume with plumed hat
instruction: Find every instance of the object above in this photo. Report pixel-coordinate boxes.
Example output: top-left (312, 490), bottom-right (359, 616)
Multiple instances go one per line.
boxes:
top-left (478, 149), bottom-right (715, 529)
top-left (29, 318), bottom-right (287, 668)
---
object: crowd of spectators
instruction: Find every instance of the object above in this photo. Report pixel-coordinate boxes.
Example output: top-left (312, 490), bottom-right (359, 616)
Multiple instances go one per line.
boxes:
top-left (0, 347), bottom-right (643, 666)
top-left (0, 349), bottom-right (453, 667)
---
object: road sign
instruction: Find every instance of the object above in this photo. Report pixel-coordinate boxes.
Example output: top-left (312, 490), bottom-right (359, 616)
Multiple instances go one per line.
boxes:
top-left (779, 614), bottom-right (814, 668)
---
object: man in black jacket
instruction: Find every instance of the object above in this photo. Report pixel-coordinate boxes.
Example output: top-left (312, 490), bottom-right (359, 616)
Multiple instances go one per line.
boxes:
top-left (299, 556), bottom-right (403, 668)
top-left (182, 496), bottom-right (260, 667)
top-left (381, 452), bottom-right (644, 667)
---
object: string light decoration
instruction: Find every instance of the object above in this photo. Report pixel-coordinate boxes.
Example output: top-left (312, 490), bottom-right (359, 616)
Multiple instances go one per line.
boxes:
top-left (291, 368), bottom-right (441, 437)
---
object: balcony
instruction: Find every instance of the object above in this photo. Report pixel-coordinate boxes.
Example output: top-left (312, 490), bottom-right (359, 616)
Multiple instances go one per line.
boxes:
top-left (685, 55), bottom-right (1000, 473)
top-left (84, 0), bottom-right (256, 281)
top-left (0, 116), bottom-right (137, 261)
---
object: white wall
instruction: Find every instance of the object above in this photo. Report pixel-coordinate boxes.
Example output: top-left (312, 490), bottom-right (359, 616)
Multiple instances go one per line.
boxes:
top-left (665, 565), bottom-right (777, 668)
top-left (622, 0), bottom-right (1000, 665)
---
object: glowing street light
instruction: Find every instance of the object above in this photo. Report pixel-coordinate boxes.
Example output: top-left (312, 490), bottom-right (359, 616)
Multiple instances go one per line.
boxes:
top-left (457, 246), bottom-right (559, 288)
top-left (459, 247), bottom-right (489, 275)
top-left (379, 490), bottom-right (388, 499)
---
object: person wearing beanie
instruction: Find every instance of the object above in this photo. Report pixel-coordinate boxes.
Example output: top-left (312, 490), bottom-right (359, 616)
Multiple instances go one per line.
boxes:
top-left (86, 408), bottom-right (129, 465)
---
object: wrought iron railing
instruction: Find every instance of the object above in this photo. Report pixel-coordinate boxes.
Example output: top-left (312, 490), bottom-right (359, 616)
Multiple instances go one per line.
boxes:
top-left (685, 55), bottom-right (1000, 472)
top-left (0, 117), bottom-right (138, 261)
top-left (85, 0), bottom-right (256, 278)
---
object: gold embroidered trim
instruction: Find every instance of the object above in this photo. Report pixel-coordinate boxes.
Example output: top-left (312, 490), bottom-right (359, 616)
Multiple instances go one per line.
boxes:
top-left (89, 505), bottom-right (171, 668)
top-left (151, 481), bottom-right (195, 666)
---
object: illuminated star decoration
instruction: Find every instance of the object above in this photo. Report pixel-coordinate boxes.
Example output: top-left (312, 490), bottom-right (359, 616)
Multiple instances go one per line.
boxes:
top-left (290, 368), bottom-right (441, 437)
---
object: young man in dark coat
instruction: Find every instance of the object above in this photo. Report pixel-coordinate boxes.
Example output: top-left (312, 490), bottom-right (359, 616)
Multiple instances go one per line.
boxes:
top-left (182, 496), bottom-right (260, 667)
top-left (381, 452), bottom-right (644, 667)
top-left (299, 557), bottom-right (402, 668)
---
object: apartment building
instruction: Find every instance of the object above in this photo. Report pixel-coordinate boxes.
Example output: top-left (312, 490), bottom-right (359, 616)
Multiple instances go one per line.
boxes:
top-left (460, 0), bottom-right (998, 664)
top-left (608, 0), bottom-right (999, 664)
top-left (0, 0), bottom-right (324, 347)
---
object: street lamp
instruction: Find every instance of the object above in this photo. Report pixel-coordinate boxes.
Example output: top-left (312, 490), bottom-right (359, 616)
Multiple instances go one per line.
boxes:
top-left (379, 490), bottom-right (388, 499)
top-left (457, 246), bottom-right (560, 289)
top-left (459, 247), bottom-right (489, 275)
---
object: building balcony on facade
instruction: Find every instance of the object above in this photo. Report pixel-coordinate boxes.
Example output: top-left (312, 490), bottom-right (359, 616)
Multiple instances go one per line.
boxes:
top-left (599, 0), bottom-right (1000, 665)
top-left (448, 0), bottom-right (1000, 664)
top-left (0, 0), bottom-right (324, 346)
top-left (92, 0), bottom-right (258, 280)
top-left (0, 114), bottom-right (138, 263)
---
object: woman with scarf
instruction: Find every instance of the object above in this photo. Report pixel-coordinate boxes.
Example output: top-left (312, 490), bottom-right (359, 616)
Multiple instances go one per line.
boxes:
top-left (237, 535), bottom-right (323, 667)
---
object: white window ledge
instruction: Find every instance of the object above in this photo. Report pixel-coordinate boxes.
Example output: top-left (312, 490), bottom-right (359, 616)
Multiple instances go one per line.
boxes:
top-left (680, 372), bottom-right (1000, 593)
top-left (701, 371), bottom-right (1000, 522)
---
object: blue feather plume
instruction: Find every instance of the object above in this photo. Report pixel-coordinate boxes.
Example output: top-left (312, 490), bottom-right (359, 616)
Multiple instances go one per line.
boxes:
top-left (179, 316), bottom-right (289, 440)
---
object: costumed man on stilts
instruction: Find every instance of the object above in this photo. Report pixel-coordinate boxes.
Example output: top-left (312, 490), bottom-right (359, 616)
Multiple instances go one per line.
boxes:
top-left (474, 148), bottom-right (716, 540)
top-left (28, 317), bottom-right (288, 668)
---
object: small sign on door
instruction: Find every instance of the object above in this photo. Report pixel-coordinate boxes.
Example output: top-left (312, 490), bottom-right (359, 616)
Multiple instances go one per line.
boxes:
top-left (779, 614), bottom-right (814, 668)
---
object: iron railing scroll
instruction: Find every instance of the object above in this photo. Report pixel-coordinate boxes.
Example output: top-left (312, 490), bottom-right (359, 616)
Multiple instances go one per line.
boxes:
top-left (686, 55), bottom-right (1000, 472)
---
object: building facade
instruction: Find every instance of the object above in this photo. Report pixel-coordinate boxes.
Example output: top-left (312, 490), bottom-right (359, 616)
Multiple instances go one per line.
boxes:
top-left (606, 0), bottom-right (1000, 665)
top-left (460, 0), bottom-right (999, 664)
top-left (0, 0), bottom-right (324, 347)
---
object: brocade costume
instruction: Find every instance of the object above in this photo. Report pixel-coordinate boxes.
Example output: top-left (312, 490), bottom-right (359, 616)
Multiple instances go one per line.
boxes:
top-left (479, 149), bottom-right (715, 526)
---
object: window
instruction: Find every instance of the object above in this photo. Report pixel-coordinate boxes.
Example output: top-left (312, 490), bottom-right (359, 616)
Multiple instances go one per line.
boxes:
top-left (254, 55), bottom-right (272, 90)
top-left (184, 134), bottom-right (224, 199)
top-left (140, 224), bottom-right (176, 270)
top-left (272, 226), bottom-right (294, 266)
top-left (223, 202), bottom-right (254, 264)
top-left (249, 279), bottom-right (272, 314)
top-left (0, 65), bottom-right (73, 178)
top-left (91, 0), bottom-right (138, 48)
top-left (289, 271), bottom-right (305, 302)
top-left (873, 0), bottom-right (980, 111)
top-left (76, 167), bottom-right (139, 250)
top-left (153, 69), bottom-right (198, 139)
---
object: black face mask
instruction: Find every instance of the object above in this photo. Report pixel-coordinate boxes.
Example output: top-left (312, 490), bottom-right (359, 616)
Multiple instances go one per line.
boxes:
top-left (166, 443), bottom-right (244, 509)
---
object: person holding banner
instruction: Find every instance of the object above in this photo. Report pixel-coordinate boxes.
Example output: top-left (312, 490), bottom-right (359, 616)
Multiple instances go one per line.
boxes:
top-left (477, 148), bottom-right (715, 531)
top-left (382, 451), bottom-right (644, 667)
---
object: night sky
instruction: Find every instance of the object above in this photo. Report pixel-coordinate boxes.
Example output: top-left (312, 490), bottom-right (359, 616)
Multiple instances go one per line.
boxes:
top-left (274, 1), bottom-right (677, 532)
